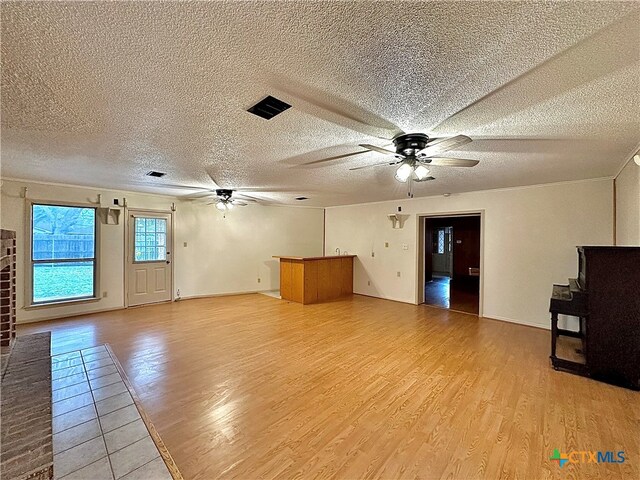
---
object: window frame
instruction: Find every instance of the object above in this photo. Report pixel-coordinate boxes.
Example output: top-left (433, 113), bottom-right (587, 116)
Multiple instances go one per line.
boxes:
top-left (132, 216), bottom-right (168, 264)
top-left (25, 199), bottom-right (101, 308)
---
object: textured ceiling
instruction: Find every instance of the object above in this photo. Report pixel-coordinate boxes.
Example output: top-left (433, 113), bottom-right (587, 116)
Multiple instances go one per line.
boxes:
top-left (1, 1), bottom-right (639, 206)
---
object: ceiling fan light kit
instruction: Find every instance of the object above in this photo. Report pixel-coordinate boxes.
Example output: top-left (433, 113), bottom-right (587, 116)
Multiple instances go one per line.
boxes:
top-left (215, 201), bottom-right (233, 211)
top-left (394, 162), bottom-right (413, 182)
top-left (414, 165), bottom-right (430, 180)
top-left (394, 161), bottom-right (431, 183)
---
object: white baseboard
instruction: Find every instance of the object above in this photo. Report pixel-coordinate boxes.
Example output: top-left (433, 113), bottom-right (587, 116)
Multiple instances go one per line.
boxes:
top-left (178, 290), bottom-right (266, 301)
top-left (354, 292), bottom-right (415, 305)
top-left (16, 291), bottom-right (272, 324)
top-left (482, 314), bottom-right (549, 330)
top-left (17, 306), bottom-right (124, 324)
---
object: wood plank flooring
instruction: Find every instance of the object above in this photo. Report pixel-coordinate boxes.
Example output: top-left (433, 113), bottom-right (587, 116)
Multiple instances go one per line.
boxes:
top-left (19, 294), bottom-right (639, 480)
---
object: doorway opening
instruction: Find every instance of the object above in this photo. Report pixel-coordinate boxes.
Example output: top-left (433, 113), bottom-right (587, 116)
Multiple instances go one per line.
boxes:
top-left (421, 214), bottom-right (481, 315)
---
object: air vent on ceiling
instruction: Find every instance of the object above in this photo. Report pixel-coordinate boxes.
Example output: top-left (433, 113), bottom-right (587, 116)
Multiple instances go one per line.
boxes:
top-left (295, 196), bottom-right (309, 201)
top-left (146, 171), bottom-right (166, 178)
top-left (247, 95), bottom-right (291, 120)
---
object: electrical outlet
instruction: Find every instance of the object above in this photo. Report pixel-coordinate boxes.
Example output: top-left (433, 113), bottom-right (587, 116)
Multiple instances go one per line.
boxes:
top-left (367, 280), bottom-right (371, 286)
top-left (183, 242), bottom-right (188, 247)
top-left (103, 291), bottom-right (107, 298)
top-left (371, 251), bottom-right (375, 257)
top-left (402, 243), bottom-right (408, 250)
top-left (384, 242), bottom-right (389, 248)
top-left (397, 271), bottom-right (401, 277)
top-left (257, 278), bottom-right (261, 283)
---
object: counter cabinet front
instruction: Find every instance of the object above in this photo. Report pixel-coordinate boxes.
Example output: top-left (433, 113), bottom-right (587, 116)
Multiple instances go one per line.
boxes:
top-left (275, 256), bottom-right (355, 304)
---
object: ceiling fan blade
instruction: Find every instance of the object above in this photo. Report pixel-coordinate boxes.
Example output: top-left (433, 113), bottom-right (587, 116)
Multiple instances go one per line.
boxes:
top-left (298, 150), bottom-right (371, 167)
top-left (183, 191), bottom-right (216, 199)
top-left (269, 81), bottom-right (403, 140)
top-left (416, 135), bottom-right (472, 157)
top-left (236, 187), bottom-right (308, 193)
top-left (231, 200), bottom-right (248, 206)
top-left (414, 176), bottom-right (436, 183)
top-left (205, 171), bottom-right (222, 188)
top-left (422, 157), bottom-right (479, 167)
top-left (349, 161), bottom-right (398, 171)
top-left (128, 181), bottom-right (208, 191)
top-left (234, 193), bottom-right (263, 202)
top-left (359, 144), bottom-right (401, 157)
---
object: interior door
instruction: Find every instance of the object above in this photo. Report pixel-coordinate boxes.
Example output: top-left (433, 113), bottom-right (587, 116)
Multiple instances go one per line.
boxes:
top-left (432, 227), bottom-right (452, 275)
top-left (127, 212), bottom-right (172, 307)
top-left (450, 216), bottom-right (480, 314)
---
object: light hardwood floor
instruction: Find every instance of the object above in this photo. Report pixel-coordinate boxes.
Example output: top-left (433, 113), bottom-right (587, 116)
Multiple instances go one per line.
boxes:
top-left (20, 294), bottom-right (639, 479)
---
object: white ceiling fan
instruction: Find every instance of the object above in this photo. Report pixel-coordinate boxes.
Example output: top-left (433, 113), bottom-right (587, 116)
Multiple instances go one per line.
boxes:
top-left (137, 171), bottom-right (305, 208)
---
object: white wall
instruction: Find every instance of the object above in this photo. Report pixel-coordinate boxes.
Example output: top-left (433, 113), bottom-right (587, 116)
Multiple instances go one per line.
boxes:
top-left (325, 178), bottom-right (613, 329)
top-left (615, 159), bottom-right (640, 246)
top-left (0, 179), bottom-right (324, 323)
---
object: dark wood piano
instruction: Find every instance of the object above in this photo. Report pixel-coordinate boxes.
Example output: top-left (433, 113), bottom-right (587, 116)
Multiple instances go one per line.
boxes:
top-left (550, 246), bottom-right (640, 390)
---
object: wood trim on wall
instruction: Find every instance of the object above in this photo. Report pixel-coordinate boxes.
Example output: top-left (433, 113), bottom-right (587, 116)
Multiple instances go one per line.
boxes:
top-left (322, 208), bottom-right (326, 256)
top-left (613, 177), bottom-right (617, 245)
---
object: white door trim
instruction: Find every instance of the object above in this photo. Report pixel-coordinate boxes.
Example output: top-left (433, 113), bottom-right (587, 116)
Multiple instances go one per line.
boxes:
top-left (414, 210), bottom-right (485, 317)
top-left (123, 208), bottom-right (175, 308)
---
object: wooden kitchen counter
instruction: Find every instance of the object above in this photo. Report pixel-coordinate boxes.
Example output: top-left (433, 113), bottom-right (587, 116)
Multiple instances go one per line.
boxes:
top-left (273, 255), bottom-right (356, 304)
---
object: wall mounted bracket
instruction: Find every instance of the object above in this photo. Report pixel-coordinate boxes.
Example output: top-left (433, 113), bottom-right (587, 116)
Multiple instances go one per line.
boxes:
top-left (387, 214), bottom-right (409, 229)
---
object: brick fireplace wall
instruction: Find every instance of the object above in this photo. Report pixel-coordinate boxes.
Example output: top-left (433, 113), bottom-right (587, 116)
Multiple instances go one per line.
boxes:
top-left (1, 229), bottom-right (17, 355)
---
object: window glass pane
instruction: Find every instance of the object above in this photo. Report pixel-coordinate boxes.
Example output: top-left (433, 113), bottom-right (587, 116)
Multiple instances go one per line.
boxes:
top-left (33, 261), bottom-right (94, 303)
top-left (437, 230), bottom-right (445, 254)
top-left (134, 217), bottom-right (167, 261)
top-left (32, 205), bottom-right (95, 260)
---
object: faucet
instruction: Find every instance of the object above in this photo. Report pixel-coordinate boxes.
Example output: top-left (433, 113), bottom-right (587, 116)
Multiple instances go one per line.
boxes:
top-left (335, 248), bottom-right (341, 256)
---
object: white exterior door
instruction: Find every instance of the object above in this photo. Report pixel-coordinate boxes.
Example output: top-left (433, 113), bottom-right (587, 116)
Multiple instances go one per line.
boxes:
top-left (127, 211), bottom-right (172, 307)
top-left (432, 227), bottom-right (453, 276)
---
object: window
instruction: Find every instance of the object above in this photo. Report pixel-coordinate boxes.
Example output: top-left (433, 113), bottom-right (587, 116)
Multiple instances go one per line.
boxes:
top-left (31, 204), bottom-right (97, 304)
top-left (134, 217), bottom-right (167, 262)
top-left (437, 229), bottom-right (445, 254)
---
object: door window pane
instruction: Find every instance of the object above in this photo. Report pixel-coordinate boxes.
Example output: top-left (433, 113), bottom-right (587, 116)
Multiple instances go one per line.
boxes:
top-left (134, 217), bottom-right (167, 262)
